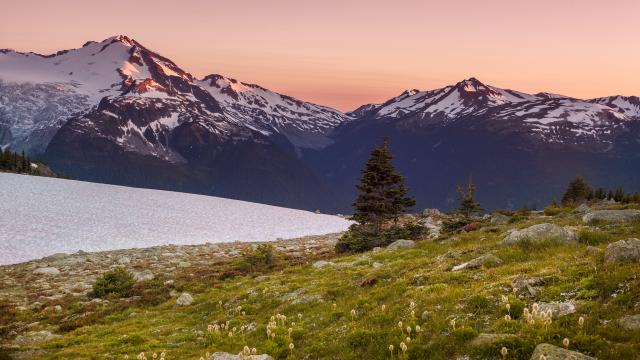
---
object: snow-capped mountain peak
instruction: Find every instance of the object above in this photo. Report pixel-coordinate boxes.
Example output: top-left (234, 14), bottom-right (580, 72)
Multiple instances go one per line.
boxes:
top-left (196, 73), bottom-right (352, 148)
top-left (590, 95), bottom-right (640, 120)
top-left (0, 35), bottom-right (352, 155)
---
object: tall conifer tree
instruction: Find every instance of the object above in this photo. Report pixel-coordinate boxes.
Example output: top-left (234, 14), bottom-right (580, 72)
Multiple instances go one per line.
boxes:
top-left (351, 137), bottom-right (415, 234)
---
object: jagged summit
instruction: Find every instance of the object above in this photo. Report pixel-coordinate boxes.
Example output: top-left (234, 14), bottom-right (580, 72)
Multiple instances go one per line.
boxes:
top-left (0, 35), bottom-right (352, 156)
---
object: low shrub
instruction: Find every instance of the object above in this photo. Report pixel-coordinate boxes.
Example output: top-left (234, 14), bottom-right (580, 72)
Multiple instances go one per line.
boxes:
top-left (237, 244), bottom-right (279, 273)
top-left (543, 205), bottom-right (572, 216)
top-left (336, 222), bottom-right (427, 253)
top-left (452, 326), bottom-right (478, 343)
top-left (92, 267), bottom-right (135, 299)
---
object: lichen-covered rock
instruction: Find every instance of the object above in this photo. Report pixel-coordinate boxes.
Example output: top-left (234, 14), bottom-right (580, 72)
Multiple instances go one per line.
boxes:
top-left (176, 292), bottom-right (194, 306)
top-left (618, 314), bottom-right (640, 330)
top-left (13, 330), bottom-right (61, 346)
top-left (386, 239), bottom-right (416, 250)
top-left (604, 238), bottom-right (640, 263)
top-left (530, 343), bottom-right (595, 360)
top-left (451, 254), bottom-right (502, 271)
top-left (209, 353), bottom-right (273, 360)
top-left (490, 213), bottom-right (510, 224)
top-left (583, 209), bottom-right (640, 223)
top-left (503, 223), bottom-right (577, 245)
top-left (512, 276), bottom-right (545, 296)
top-left (536, 301), bottom-right (576, 318)
top-left (312, 260), bottom-right (334, 268)
top-left (133, 269), bottom-right (154, 282)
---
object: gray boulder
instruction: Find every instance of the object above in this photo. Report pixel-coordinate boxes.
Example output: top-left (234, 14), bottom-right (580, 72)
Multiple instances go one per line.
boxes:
top-left (604, 238), bottom-right (640, 264)
top-left (512, 276), bottom-right (545, 297)
top-left (583, 209), bottom-right (640, 223)
top-left (312, 260), bottom-right (334, 268)
top-left (422, 208), bottom-right (441, 217)
top-left (386, 239), bottom-right (416, 250)
top-left (574, 204), bottom-right (590, 213)
top-left (537, 301), bottom-right (576, 319)
top-left (133, 270), bottom-right (154, 282)
top-left (618, 314), bottom-right (640, 331)
top-left (503, 223), bottom-right (577, 245)
top-left (176, 292), bottom-right (194, 306)
top-left (420, 216), bottom-right (443, 239)
top-left (490, 213), bottom-right (510, 225)
top-left (33, 267), bottom-right (60, 276)
top-left (13, 330), bottom-right (61, 346)
top-left (451, 254), bottom-right (502, 271)
top-left (210, 353), bottom-right (273, 360)
top-left (530, 343), bottom-right (595, 360)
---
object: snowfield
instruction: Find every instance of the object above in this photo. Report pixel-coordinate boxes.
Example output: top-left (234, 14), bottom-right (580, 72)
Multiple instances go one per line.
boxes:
top-left (0, 173), bottom-right (352, 265)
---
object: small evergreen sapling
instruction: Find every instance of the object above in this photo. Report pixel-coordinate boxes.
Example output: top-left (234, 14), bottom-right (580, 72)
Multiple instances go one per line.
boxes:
top-left (456, 176), bottom-right (483, 218)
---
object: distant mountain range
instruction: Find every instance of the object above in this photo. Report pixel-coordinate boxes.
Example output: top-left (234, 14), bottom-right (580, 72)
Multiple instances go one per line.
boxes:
top-left (1, 36), bottom-right (639, 211)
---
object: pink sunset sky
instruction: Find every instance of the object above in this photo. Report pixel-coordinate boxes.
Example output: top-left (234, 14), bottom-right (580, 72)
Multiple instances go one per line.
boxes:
top-left (1, 0), bottom-right (638, 111)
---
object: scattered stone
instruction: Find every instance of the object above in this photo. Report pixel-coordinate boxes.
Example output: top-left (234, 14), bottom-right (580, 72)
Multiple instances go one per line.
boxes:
top-left (470, 333), bottom-right (516, 347)
top-left (117, 256), bottom-right (130, 264)
top-left (586, 246), bottom-right (601, 254)
top-left (178, 261), bottom-right (191, 268)
top-left (53, 305), bottom-right (62, 312)
top-left (176, 292), bottom-right (194, 306)
top-left (244, 322), bottom-right (257, 332)
top-left (490, 213), bottom-right (510, 225)
top-left (463, 222), bottom-right (481, 232)
top-left (420, 216), bottom-right (442, 239)
top-left (13, 330), bottom-right (61, 346)
top-left (312, 260), bottom-right (334, 268)
top-left (604, 238), bottom-right (640, 264)
top-left (33, 267), bottom-right (60, 276)
top-left (28, 302), bottom-right (43, 310)
top-left (386, 239), bottom-right (416, 250)
top-left (530, 343), bottom-right (595, 360)
top-left (372, 247), bottom-right (382, 252)
top-left (360, 277), bottom-right (378, 287)
top-left (511, 276), bottom-right (545, 297)
top-left (209, 352), bottom-right (273, 360)
top-left (372, 261), bottom-right (382, 268)
top-left (451, 254), bottom-right (502, 271)
top-left (537, 301), bottom-right (576, 318)
top-left (503, 223), bottom-right (578, 245)
top-left (133, 270), bottom-right (154, 282)
top-left (574, 203), bottom-right (590, 213)
top-left (583, 209), bottom-right (640, 223)
top-left (618, 314), bottom-right (640, 331)
top-left (280, 288), bottom-right (322, 304)
top-left (421, 208), bottom-right (441, 217)
top-left (292, 294), bottom-right (322, 305)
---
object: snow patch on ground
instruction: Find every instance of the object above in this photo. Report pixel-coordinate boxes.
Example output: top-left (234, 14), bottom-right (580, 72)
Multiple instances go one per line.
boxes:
top-left (0, 173), bottom-right (352, 265)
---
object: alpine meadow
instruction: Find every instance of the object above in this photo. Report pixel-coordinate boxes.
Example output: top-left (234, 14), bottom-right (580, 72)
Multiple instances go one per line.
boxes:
top-left (1, 1), bottom-right (639, 359)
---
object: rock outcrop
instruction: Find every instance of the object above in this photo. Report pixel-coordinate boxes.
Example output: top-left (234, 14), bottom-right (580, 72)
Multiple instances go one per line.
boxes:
top-left (582, 209), bottom-right (640, 223)
top-left (503, 223), bottom-right (577, 245)
top-left (451, 254), bottom-right (502, 271)
top-left (386, 239), bottom-right (416, 250)
top-left (604, 238), bottom-right (640, 263)
top-left (530, 343), bottom-right (595, 360)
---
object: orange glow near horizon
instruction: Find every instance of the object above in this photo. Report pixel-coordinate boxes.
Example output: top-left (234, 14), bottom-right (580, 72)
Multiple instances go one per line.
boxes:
top-left (1, 0), bottom-right (639, 111)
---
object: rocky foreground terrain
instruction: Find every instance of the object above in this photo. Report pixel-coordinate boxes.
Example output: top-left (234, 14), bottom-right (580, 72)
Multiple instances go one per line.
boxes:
top-left (1, 205), bottom-right (640, 359)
